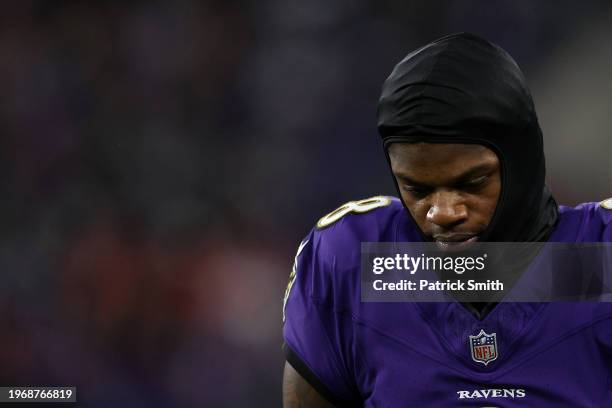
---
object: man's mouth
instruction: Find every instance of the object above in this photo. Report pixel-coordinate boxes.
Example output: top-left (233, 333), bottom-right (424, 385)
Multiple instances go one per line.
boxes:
top-left (434, 234), bottom-right (479, 250)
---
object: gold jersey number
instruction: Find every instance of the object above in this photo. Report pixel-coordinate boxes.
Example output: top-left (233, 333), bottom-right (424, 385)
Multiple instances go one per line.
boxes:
top-left (282, 238), bottom-right (309, 322)
top-left (601, 197), bottom-right (612, 210)
top-left (316, 196), bottom-right (392, 229)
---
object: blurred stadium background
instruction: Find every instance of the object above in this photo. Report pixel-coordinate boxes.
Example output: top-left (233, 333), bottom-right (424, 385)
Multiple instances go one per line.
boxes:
top-left (1, 1), bottom-right (611, 406)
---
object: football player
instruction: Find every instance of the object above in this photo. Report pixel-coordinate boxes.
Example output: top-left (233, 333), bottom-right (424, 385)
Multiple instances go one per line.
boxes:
top-left (282, 33), bottom-right (612, 406)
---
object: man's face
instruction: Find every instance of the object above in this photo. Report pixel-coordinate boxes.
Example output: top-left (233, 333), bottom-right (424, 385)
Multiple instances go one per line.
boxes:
top-left (388, 143), bottom-right (501, 247)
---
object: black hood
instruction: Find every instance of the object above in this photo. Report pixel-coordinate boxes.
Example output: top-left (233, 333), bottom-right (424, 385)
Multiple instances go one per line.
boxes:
top-left (377, 32), bottom-right (558, 242)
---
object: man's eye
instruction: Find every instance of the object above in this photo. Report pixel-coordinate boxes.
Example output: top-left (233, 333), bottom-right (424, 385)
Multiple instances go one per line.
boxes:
top-left (464, 175), bottom-right (488, 189)
top-left (403, 186), bottom-right (430, 198)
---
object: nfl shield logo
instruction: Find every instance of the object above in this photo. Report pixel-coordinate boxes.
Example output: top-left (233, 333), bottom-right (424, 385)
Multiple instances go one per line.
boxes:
top-left (469, 329), bottom-right (498, 366)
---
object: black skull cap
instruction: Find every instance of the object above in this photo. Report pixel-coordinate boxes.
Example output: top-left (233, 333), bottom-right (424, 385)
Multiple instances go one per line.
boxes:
top-left (377, 32), bottom-right (557, 242)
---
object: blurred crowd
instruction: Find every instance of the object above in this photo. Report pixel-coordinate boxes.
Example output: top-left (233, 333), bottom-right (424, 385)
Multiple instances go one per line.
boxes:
top-left (0, 1), bottom-right (610, 406)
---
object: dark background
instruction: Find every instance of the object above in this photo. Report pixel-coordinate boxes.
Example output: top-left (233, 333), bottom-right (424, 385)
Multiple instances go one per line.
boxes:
top-left (1, 1), bottom-right (611, 406)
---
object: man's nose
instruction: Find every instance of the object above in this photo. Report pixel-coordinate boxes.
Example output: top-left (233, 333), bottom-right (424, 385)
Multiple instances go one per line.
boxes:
top-left (426, 191), bottom-right (468, 228)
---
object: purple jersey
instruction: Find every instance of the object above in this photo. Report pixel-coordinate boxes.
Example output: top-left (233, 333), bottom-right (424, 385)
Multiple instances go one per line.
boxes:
top-left (283, 196), bottom-right (612, 407)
